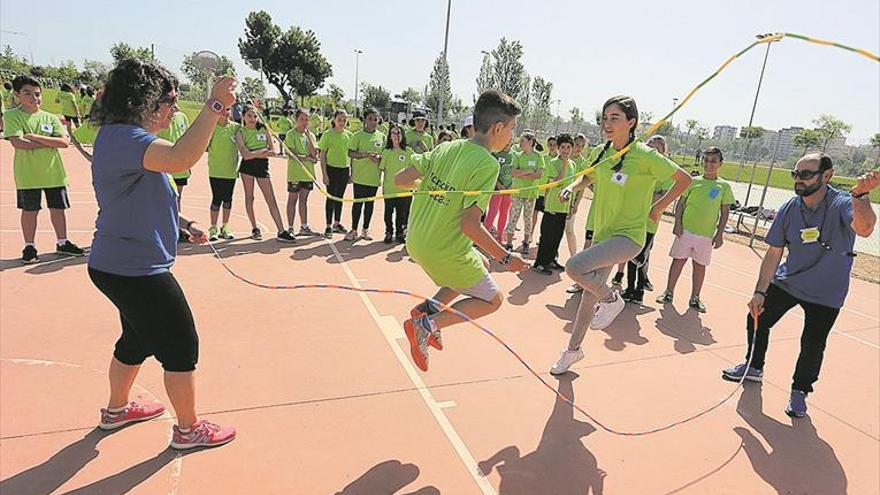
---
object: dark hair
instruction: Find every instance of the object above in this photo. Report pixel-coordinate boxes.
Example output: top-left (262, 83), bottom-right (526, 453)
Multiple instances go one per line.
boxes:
top-left (574, 133), bottom-right (586, 143)
top-left (473, 90), bottom-right (521, 133)
top-left (602, 95), bottom-right (639, 140)
top-left (556, 133), bottom-right (574, 146)
top-left (547, 136), bottom-right (557, 144)
top-left (363, 107), bottom-right (379, 118)
top-left (332, 109), bottom-right (348, 129)
top-left (91, 58), bottom-right (178, 127)
top-left (12, 75), bottom-right (40, 92)
top-left (385, 123), bottom-right (408, 149)
top-left (703, 146), bottom-right (724, 162)
top-left (437, 129), bottom-right (456, 143)
top-left (294, 108), bottom-right (310, 120)
top-left (241, 104), bottom-right (265, 130)
top-left (60, 83), bottom-right (73, 92)
top-left (804, 151), bottom-right (834, 172)
top-left (3, 81), bottom-right (12, 90)
top-left (520, 131), bottom-right (537, 147)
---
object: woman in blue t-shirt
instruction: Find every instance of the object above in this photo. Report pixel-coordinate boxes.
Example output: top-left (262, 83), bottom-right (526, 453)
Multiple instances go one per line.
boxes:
top-left (87, 58), bottom-right (237, 450)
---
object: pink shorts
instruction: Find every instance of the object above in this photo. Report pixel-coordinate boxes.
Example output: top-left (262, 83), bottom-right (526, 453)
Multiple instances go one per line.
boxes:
top-left (669, 230), bottom-right (713, 266)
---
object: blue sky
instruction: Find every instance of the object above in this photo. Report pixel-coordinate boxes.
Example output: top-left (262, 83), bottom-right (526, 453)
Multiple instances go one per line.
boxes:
top-left (2, 0), bottom-right (878, 143)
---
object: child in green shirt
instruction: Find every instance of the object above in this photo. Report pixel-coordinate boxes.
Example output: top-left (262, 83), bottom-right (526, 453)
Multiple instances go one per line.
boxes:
top-left (283, 108), bottom-right (319, 236)
top-left (3, 76), bottom-right (84, 263)
top-left (504, 131), bottom-right (545, 254)
top-left (395, 90), bottom-right (529, 372)
top-left (378, 123), bottom-right (414, 243)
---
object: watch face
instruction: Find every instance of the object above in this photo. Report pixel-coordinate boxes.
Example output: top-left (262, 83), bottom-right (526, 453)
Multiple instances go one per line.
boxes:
top-left (212, 100), bottom-right (224, 112)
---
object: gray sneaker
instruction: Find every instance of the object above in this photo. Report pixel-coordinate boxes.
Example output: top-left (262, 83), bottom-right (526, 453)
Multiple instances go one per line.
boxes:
top-left (689, 295), bottom-right (706, 313)
top-left (722, 362), bottom-right (763, 382)
top-left (404, 317), bottom-right (431, 372)
top-left (785, 390), bottom-right (808, 418)
top-left (655, 290), bottom-right (674, 304)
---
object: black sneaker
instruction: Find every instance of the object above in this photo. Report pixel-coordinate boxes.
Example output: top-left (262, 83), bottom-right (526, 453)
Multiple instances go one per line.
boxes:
top-left (277, 230), bottom-right (297, 243)
top-left (549, 260), bottom-right (565, 271)
top-left (22, 245), bottom-right (39, 264)
top-left (332, 224), bottom-right (348, 234)
top-left (251, 228), bottom-right (262, 241)
top-left (395, 235), bottom-right (406, 243)
top-left (504, 242), bottom-right (514, 251)
top-left (620, 289), bottom-right (635, 302)
top-left (611, 272), bottom-right (624, 286)
top-left (532, 265), bottom-right (552, 275)
top-left (384, 233), bottom-right (393, 244)
top-left (519, 242), bottom-right (530, 255)
top-left (644, 279), bottom-right (654, 292)
top-left (56, 240), bottom-right (85, 257)
top-left (323, 227), bottom-right (333, 239)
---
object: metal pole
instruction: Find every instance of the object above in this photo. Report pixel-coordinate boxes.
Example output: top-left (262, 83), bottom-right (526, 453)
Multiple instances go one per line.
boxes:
top-left (735, 35), bottom-right (776, 229)
top-left (436, 0), bottom-right (452, 125)
top-left (353, 49), bottom-right (362, 114)
top-left (749, 130), bottom-right (783, 247)
top-left (555, 99), bottom-right (561, 134)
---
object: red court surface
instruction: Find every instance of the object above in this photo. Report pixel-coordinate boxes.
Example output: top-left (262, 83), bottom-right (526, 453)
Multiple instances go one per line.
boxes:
top-left (1, 141), bottom-right (878, 494)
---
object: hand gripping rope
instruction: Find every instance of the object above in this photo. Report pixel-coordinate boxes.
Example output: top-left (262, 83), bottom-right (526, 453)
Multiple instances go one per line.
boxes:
top-left (206, 32), bottom-right (875, 436)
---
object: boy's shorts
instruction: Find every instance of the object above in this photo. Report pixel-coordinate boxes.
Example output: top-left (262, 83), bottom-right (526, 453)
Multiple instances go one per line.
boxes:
top-left (670, 230), bottom-right (713, 266)
top-left (174, 177), bottom-right (189, 187)
top-left (458, 274), bottom-right (501, 302)
top-left (17, 187), bottom-right (70, 211)
top-left (288, 181), bottom-right (314, 193)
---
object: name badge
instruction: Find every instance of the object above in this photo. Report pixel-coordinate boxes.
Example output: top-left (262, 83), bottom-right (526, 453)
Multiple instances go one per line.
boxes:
top-left (178, 122), bottom-right (186, 130)
top-left (301, 136), bottom-right (308, 145)
top-left (498, 157), bottom-right (506, 164)
top-left (709, 188), bottom-right (720, 199)
top-left (528, 161), bottom-right (535, 167)
top-left (257, 134), bottom-right (267, 142)
top-left (40, 123), bottom-right (53, 133)
top-left (398, 154), bottom-right (406, 162)
top-left (800, 227), bottom-right (820, 244)
top-left (611, 172), bottom-right (628, 185)
top-left (373, 141), bottom-right (382, 148)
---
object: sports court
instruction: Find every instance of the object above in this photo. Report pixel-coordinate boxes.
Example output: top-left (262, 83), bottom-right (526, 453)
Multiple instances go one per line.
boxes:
top-left (1, 142), bottom-right (878, 494)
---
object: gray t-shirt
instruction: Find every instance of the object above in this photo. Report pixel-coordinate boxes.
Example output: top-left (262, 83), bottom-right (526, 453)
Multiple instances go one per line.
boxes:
top-left (766, 186), bottom-right (855, 308)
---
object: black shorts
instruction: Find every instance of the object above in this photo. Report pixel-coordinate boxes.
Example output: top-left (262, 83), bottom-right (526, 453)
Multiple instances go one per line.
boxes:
top-left (209, 177), bottom-right (236, 209)
top-left (174, 177), bottom-right (189, 187)
top-left (535, 196), bottom-right (546, 212)
top-left (288, 181), bottom-right (314, 192)
top-left (585, 229), bottom-right (594, 241)
top-left (239, 158), bottom-right (270, 179)
top-left (64, 115), bottom-right (81, 126)
top-left (17, 187), bottom-right (70, 211)
top-left (278, 133), bottom-right (287, 143)
top-left (88, 267), bottom-right (199, 372)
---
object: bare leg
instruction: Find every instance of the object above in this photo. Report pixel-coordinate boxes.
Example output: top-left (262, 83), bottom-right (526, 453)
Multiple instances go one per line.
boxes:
top-left (298, 189), bottom-right (310, 226)
top-left (48, 208), bottom-right (68, 241)
top-left (665, 258), bottom-right (688, 294)
top-left (286, 191), bottom-right (298, 228)
top-left (241, 175), bottom-right (258, 229)
top-left (210, 208), bottom-right (220, 228)
top-left (691, 260), bottom-right (707, 298)
top-left (430, 293), bottom-right (503, 330)
top-left (256, 178), bottom-right (285, 232)
top-left (107, 357), bottom-right (140, 409)
top-left (21, 210), bottom-right (38, 244)
top-left (164, 371), bottom-right (197, 428)
top-left (221, 207), bottom-right (232, 225)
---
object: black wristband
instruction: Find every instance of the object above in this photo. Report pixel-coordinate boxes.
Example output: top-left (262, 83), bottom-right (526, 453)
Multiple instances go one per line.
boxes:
top-left (754, 290), bottom-right (767, 298)
top-left (853, 191), bottom-right (869, 199)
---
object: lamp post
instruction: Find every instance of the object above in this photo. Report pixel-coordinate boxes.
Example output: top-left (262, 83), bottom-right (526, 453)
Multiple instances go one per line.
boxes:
top-left (353, 49), bottom-right (363, 115)
top-left (436, 0), bottom-right (452, 126)
top-left (555, 98), bottom-right (562, 134)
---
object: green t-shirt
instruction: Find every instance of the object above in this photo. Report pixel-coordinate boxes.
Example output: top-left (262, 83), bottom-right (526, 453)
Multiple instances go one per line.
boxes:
top-left (588, 142), bottom-right (680, 247)
top-left (207, 121), bottom-right (241, 179)
top-left (349, 129), bottom-right (385, 186)
top-left (407, 140), bottom-right (499, 289)
top-left (405, 129), bottom-right (434, 153)
top-left (239, 126), bottom-right (270, 151)
top-left (543, 157), bottom-right (576, 214)
top-left (2, 108), bottom-right (69, 189)
top-left (285, 128), bottom-right (318, 183)
top-left (318, 128), bottom-right (352, 168)
top-left (647, 177), bottom-right (676, 234)
top-left (1, 88), bottom-right (17, 110)
top-left (56, 91), bottom-right (78, 117)
top-left (537, 152), bottom-right (558, 196)
top-left (511, 151), bottom-right (545, 199)
top-left (492, 151), bottom-right (514, 189)
top-left (380, 147), bottom-right (415, 196)
top-left (681, 176), bottom-right (735, 238)
top-left (275, 116), bottom-right (293, 134)
top-left (158, 112), bottom-right (191, 179)
top-left (79, 95), bottom-right (95, 116)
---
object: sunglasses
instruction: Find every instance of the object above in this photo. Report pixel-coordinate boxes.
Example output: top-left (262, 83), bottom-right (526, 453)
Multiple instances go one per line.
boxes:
top-left (790, 169), bottom-right (822, 181)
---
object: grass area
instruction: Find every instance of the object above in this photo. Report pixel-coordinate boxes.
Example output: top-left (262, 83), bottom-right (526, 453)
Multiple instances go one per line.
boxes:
top-left (673, 154), bottom-right (879, 203)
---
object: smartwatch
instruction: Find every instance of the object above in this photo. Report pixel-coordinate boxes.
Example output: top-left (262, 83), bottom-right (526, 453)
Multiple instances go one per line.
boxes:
top-left (206, 98), bottom-right (225, 115)
top-left (499, 252), bottom-right (512, 265)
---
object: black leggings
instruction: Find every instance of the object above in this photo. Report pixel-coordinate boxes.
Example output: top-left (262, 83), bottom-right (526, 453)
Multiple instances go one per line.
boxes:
top-left (209, 177), bottom-right (236, 211)
top-left (88, 267), bottom-right (199, 372)
top-left (625, 232), bottom-right (655, 294)
top-left (351, 184), bottom-right (379, 230)
top-left (384, 197), bottom-right (412, 236)
top-left (325, 166), bottom-right (349, 225)
top-left (745, 283), bottom-right (840, 394)
top-left (535, 212), bottom-right (567, 266)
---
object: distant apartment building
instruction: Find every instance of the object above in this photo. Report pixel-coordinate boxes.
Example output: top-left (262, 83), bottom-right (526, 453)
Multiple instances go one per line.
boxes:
top-left (776, 126), bottom-right (805, 159)
top-left (713, 125), bottom-right (737, 141)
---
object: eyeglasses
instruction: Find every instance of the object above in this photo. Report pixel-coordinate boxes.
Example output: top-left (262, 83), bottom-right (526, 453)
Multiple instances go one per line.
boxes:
top-left (790, 169), bottom-right (822, 181)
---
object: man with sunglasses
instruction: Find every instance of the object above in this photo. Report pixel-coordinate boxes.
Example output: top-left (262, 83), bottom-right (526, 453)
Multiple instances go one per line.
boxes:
top-left (723, 152), bottom-right (879, 418)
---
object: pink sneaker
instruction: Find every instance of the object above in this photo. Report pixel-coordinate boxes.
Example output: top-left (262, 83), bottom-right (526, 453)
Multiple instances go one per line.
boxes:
top-left (99, 401), bottom-right (166, 430)
top-left (170, 420), bottom-right (236, 450)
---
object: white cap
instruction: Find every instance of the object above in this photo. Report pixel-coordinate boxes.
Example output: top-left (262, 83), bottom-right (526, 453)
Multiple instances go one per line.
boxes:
top-left (463, 115), bottom-right (474, 128)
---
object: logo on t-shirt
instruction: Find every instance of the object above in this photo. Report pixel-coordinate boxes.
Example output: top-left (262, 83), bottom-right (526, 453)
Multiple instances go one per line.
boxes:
top-left (178, 122), bottom-right (186, 130)
top-left (40, 123), bottom-right (53, 133)
top-left (257, 133), bottom-right (267, 142)
top-left (398, 154), bottom-right (406, 162)
top-left (709, 187), bottom-right (720, 199)
top-left (528, 161), bottom-right (536, 167)
top-left (373, 141), bottom-right (382, 148)
top-left (498, 157), bottom-right (506, 164)
top-left (611, 172), bottom-right (628, 185)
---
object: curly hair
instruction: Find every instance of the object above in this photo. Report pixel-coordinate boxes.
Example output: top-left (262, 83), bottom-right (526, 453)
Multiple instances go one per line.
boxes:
top-left (91, 58), bottom-right (178, 127)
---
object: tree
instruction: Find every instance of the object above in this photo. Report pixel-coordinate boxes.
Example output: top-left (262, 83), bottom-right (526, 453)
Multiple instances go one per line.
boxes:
top-left (528, 76), bottom-right (553, 131)
top-left (361, 82), bottom-right (391, 114)
top-left (328, 84), bottom-right (345, 107)
top-left (241, 76), bottom-right (266, 101)
top-left (475, 52), bottom-right (494, 95)
top-left (238, 10), bottom-right (332, 105)
top-left (739, 126), bottom-right (765, 139)
top-left (656, 120), bottom-right (676, 138)
top-left (81, 59), bottom-right (111, 86)
top-left (694, 126), bottom-right (710, 152)
top-left (871, 132), bottom-right (880, 166)
top-left (792, 129), bottom-right (821, 157)
top-left (400, 87), bottom-right (422, 105)
top-left (683, 119), bottom-right (699, 150)
top-left (110, 42), bottom-right (154, 64)
top-left (181, 52), bottom-right (235, 88)
top-left (426, 52), bottom-right (452, 119)
top-left (593, 109), bottom-right (602, 126)
top-left (0, 45), bottom-right (30, 75)
top-left (570, 107), bottom-right (584, 128)
top-left (812, 114), bottom-right (852, 151)
top-left (490, 38), bottom-right (527, 103)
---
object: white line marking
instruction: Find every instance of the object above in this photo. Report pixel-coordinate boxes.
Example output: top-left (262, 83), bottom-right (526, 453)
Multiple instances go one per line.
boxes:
top-left (326, 241), bottom-right (497, 495)
top-left (437, 400), bottom-right (458, 409)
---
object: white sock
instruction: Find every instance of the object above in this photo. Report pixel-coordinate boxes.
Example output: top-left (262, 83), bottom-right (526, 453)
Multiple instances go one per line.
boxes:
top-left (57, 238), bottom-right (67, 246)
top-left (25, 242), bottom-right (35, 248)
top-left (107, 405), bottom-right (126, 413)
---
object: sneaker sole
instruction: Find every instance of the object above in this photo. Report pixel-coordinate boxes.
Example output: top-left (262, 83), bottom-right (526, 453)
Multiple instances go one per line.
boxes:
top-left (590, 303), bottom-right (625, 330)
top-left (22, 258), bottom-right (40, 264)
top-left (784, 408), bottom-right (806, 418)
top-left (55, 251), bottom-right (86, 257)
top-left (276, 238), bottom-right (297, 243)
top-left (170, 434), bottom-right (236, 450)
top-left (550, 355), bottom-right (584, 376)
top-left (403, 320), bottom-right (429, 372)
top-left (99, 409), bottom-right (165, 431)
top-left (410, 308), bottom-right (443, 351)
top-left (721, 372), bottom-right (763, 383)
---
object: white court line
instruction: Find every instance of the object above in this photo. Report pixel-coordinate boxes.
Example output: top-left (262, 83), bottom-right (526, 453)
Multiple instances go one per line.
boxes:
top-left (326, 241), bottom-right (497, 495)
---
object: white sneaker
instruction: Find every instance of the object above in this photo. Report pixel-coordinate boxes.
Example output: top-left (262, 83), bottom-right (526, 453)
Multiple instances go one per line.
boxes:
top-left (361, 229), bottom-right (372, 241)
top-left (550, 348), bottom-right (584, 375)
top-left (591, 291), bottom-right (625, 329)
top-left (344, 230), bottom-right (358, 241)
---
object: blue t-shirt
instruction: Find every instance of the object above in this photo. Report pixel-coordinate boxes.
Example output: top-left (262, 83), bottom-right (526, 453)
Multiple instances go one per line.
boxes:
top-left (766, 186), bottom-right (855, 309)
top-left (89, 124), bottom-right (179, 277)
